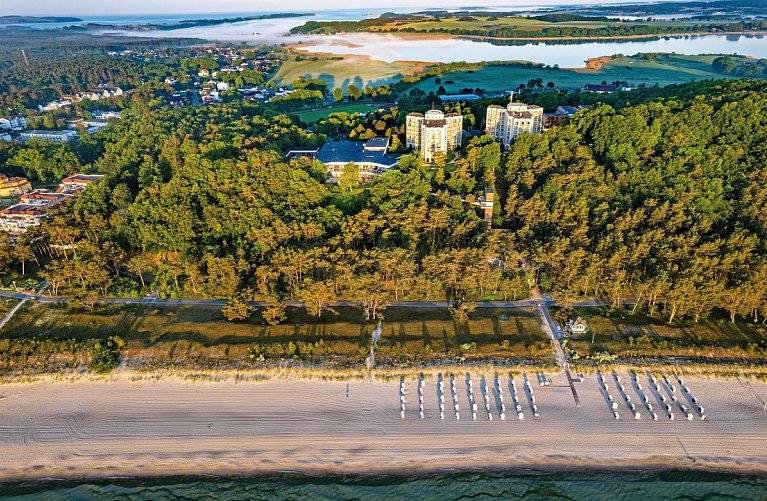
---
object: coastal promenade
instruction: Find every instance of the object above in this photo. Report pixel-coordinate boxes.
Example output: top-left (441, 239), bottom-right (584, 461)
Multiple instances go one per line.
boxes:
top-left (0, 288), bottom-right (614, 309)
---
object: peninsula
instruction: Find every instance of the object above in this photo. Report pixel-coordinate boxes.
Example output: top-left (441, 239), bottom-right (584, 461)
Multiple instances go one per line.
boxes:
top-left (0, 15), bottom-right (83, 24)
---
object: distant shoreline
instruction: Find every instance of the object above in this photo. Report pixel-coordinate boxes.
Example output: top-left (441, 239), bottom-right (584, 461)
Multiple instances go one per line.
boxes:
top-left (0, 15), bottom-right (82, 24)
top-left (80, 12), bottom-right (315, 32)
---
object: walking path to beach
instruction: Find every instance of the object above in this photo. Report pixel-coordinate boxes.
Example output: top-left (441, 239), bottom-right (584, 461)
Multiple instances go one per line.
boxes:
top-left (1, 371), bottom-right (766, 480)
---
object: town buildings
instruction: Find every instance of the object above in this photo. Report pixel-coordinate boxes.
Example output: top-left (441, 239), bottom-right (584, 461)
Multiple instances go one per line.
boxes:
top-left (91, 110), bottom-right (123, 120)
top-left (315, 138), bottom-right (401, 182)
top-left (0, 174), bottom-right (33, 198)
top-left (38, 100), bottom-right (72, 113)
top-left (0, 174), bottom-right (102, 234)
top-left (486, 98), bottom-right (544, 148)
top-left (406, 110), bottom-right (463, 162)
top-left (19, 130), bottom-right (78, 143)
top-left (38, 87), bottom-right (124, 113)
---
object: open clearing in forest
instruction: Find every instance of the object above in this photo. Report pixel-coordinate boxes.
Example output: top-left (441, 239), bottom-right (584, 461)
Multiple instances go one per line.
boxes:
top-left (0, 304), bottom-right (551, 370)
top-left (294, 102), bottom-right (386, 123)
top-left (270, 54), bottom-right (427, 90)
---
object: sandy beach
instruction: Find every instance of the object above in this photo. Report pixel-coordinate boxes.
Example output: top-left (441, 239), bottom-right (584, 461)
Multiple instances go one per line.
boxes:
top-left (1, 370), bottom-right (766, 480)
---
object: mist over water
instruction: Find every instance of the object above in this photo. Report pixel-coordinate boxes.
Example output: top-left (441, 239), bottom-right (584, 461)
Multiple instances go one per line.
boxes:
top-left (28, 8), bottom-right (762, 68)
top-left (2, 471), bottom-right (766, 500)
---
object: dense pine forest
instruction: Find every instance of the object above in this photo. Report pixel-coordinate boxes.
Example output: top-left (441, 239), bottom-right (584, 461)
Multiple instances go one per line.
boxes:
top-left (501, 81), bottom-right (767, 324)
top-left (2, 39), bottom-right (767, 327)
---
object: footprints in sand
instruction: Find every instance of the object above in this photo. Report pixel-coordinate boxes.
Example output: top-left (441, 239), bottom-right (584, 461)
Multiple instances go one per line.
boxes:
top-left (399, 372), bottom-right (542, 422)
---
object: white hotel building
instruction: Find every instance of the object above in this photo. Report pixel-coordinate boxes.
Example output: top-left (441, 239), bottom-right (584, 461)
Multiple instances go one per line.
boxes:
top-left (486, 98), bottom-right (544, 148)
top-left (406, 110), bottom-right (463, 163)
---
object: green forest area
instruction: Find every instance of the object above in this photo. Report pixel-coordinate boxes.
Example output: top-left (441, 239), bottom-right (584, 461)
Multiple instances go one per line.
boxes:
top-left (3, 31), bottom-right (767, 374)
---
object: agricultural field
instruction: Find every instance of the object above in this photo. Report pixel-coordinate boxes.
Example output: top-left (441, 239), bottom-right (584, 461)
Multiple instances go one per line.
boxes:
top-left (378, 16), bottom-right (613, 33)
top-left (562, 307), bottom-right (767, 364)
top-left (403, 54), bottom-right (741, 94)
top-left (270, 54), bottom-right (427, 91)
top-left (0, 304), bottom-right (552, 374)
top-left (294, 103), bottom-right (387, 123)
top-left (374, 16), bottom-right (716, 35)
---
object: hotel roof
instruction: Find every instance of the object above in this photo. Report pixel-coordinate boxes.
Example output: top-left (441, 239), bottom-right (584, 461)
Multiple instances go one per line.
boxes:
top-left (317, 141), bottom-right (400, 167)
top-left (364, 137), bottom-right (389, 150)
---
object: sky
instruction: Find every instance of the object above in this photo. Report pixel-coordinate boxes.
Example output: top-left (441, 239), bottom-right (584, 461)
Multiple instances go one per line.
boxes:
top-left (1, 0), bottom-right (674, 17)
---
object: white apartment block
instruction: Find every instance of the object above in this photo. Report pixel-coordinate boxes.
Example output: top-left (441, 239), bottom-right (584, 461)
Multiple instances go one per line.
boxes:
top-left (20, 130), bottom-right (78, 143)
top-left (486, 99), bottom-right (544, 148)
top-left (0, 116), bottom-right (27, 130)
top-left (406, 110), bottom-right (463, 163)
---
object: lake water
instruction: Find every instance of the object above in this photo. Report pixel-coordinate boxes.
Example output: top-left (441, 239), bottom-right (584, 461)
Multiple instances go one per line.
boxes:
top-left (1, 471), bottom-right (766, 500)
top-left (293, 33), bottom-right (767, 67)
top-left (7, 9), bottom-right (767, 68)
top-left (96, 12), bottom-right (767, 68)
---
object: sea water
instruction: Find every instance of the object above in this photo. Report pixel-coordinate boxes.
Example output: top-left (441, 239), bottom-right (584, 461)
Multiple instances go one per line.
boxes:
top-left (1, 471), bottom-right (766, 500)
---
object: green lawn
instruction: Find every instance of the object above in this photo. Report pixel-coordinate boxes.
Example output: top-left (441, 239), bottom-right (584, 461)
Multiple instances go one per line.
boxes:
top-left (294, 103), bottom-right (387, 123)
top-left (403, 54), bottom-right (744, 94)
top-left (0, 304), bottom-right (552, 373)
top-left (271, 54), bottom-right (427, 90)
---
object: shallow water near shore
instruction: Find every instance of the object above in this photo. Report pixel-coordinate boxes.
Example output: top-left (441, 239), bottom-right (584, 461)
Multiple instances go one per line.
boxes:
top-left (2, 471), bottom-right (766, 500)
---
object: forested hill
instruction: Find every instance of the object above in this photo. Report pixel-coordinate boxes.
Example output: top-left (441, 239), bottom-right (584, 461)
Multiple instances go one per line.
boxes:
top-left (3, 79), bottom-right (767, 325)
top-left (501, 80), bottom-right (767, 322)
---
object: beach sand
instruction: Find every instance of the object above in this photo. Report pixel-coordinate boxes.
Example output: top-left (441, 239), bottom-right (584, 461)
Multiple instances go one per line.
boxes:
top-left (1, 370), bottom-right (766, 480)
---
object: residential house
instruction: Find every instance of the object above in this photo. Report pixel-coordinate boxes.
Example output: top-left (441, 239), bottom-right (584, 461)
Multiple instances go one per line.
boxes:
top-left (84, 118), bottom-right (110, 129)
top-left (0, 174), bottom-right (33, 197)
top-left (543, 105), bottom-right (588, 129)
top-left (60, 174), bottom-right (104, 191)
top-left (91, 110), bottom-right (122, 120)
top-left (565, 317), bottom-right (589, 335)
top-left (584, 84), bottom-right (616, 93)
top-left (0, 204), bottom-right (49, 233)
top-left (38, 100), bottom-right (72, 113)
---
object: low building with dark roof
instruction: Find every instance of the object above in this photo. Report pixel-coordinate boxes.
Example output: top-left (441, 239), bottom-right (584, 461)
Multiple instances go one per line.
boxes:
top-left (439, 93), bottom-right (481, 103)
top-left (584, 84), bottom-right (616, 93)
top-left (543, 105), bottom-right (589, 129)
top-left (316, 139), bottom-right (401, 182)
top-left (286, 148), bottom-right (320, 161)
top-left (363, 137), bottom-right (390, 152)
